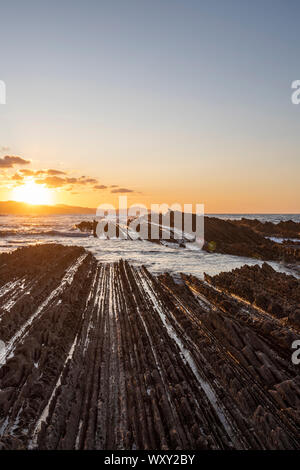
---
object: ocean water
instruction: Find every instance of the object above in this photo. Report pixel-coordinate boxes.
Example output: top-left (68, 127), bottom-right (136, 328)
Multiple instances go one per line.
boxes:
top-left (0, 213), bottom-right (299, 279)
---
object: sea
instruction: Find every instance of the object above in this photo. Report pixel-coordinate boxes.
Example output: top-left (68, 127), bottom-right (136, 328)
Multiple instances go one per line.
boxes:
top-left (0, 213), bottom-right (299, 279)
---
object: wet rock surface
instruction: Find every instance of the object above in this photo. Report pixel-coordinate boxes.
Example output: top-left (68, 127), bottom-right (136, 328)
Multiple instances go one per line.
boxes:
top-left (0, 245), bottom-right (299, 450)
top-left (75, 215), bottom-right (300, 263)
top-left (203, 263), bottom-right (300, 327)
top-left (203, 217), bottom-right (300, 263)
top-left (231, 218), bottom-right (300, 239)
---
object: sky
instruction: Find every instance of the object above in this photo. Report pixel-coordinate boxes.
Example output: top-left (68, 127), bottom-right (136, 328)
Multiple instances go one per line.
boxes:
top-left (0, 0), bottom-right (299, 212)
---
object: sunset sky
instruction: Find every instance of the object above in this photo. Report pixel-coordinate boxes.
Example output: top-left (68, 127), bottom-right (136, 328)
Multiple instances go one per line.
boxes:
top-left (0, 0), bottom-right (299, 212)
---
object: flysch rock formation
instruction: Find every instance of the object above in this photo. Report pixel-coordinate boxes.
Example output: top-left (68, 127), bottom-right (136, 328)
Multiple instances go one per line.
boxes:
top-left (0, 244), bottom-right (299, 450)
top-left (231, 218), bottom-right (300, 239)
top-left (75, 216), bottom-right (300, 263)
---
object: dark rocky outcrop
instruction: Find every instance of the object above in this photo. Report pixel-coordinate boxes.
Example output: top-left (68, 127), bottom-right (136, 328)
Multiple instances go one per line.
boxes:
top-left (231, 218), bottom-right (300, 239)
top-left (203, 262), bottom-right (300, 328)
top-left (203, 217), bottom-right (300, 263)
top-left (0, 245), bottom-right (299, 450)
top-left (75, 215), bottom-right (300, 263)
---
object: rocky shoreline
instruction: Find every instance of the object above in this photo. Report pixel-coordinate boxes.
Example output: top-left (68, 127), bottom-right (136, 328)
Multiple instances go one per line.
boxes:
top-left (231, 218), bottom-right (300, 239)
top-left (203, 217), bottom-right (300, 263)
top-left (0, 244), bottom-right (299, 450)
top-left (75, 215), bottom-right (300, 264)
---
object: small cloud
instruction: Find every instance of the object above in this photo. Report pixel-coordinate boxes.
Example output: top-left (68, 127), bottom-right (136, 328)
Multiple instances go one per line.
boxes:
top-left (19, 169), bottom-right (37, 176)
top-left (111, 187), bottom-right (134, 193)
top-left (81, 177), bottom-right (98, 184)
top-left (34, 173), bottom-right (101, 190)
top-left (0, 155), bottom-right (30, 168)
top-left (65, 177), bottom-right (78, 184)
top-left (11, 172), bottom-right (24, 181)
top-left (36, 176), bottom-right (66, 188)
top-left (46, 169), bottom-right (66, 176)
top-left (94, 184), bottom-right (107, 190)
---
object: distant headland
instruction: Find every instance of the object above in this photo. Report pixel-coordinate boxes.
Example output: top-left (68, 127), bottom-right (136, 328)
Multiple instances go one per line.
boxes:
top-left (0, 200), bottom-right (96, 216)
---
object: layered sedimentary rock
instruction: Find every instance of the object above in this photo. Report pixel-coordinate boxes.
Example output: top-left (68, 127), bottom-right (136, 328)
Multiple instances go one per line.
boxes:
top-left (231, 218), bottom-right (300, 239)
top-left (0, 245), bottom-right (299, 450)
top-left (204, 263), bottom-right (300, 327)
top-left (75, 215), bottom-right (300, 263)
top-left (203, 217), bottom-right (300, 263)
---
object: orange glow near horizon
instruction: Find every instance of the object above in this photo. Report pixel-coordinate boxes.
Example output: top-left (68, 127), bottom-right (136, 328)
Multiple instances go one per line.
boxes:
top-left (11, 182), bottom-right (53, 205)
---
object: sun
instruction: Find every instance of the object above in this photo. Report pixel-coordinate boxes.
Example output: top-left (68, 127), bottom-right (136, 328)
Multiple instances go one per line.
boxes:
top-left (12, 182), bottom-right (53, 205)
